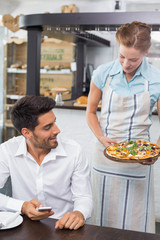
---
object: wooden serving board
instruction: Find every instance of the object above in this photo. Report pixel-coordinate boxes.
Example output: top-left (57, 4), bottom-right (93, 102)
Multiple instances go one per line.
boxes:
top-left (73, 102), bottom-right (87, 107)
top-left (73, 102), bottom-right (101, 107)
top-left (104, 148), bottom-right (159, 164)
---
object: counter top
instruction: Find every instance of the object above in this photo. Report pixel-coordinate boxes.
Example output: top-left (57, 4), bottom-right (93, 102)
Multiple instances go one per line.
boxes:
top-left (55, 100), bottom-right (83, 110)
top-left (55, 100), bottom-right (158, 115)
top-left (55, 100), bottom-right (101, 111)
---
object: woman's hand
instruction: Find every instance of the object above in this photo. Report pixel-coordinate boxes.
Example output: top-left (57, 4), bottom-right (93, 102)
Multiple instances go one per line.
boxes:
top-left (156, 136), bottom-right (160, 148)
top-left (99, 136), bottom-right (117, 148)
top-left (140, 158), bottom-right (158, 165)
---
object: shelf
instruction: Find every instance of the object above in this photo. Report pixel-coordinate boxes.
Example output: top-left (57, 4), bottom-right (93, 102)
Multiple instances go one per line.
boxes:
top-left (7, 68), bottom-right (27, 73)
top-left (5, 104), bottom-right (14, 108)
top-left (6, 94), bottom-right (24, 100)
top-left (20, 12), bottom-right (160, 32)
top-left (5, 120), bottom-right (13, 128)
top-left (7, 68), bottom-right (72, 74)
top-left (40, 69), bottom-right (71, 74)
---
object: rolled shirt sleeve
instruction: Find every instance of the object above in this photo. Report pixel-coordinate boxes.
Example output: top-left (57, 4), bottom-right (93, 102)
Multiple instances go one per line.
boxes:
top-left (0, 194), bottom-right (24, 212)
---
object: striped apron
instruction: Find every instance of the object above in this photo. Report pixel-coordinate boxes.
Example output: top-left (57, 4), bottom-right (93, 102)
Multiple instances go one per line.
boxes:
top-left (90, 76), bottom-right (155, 233)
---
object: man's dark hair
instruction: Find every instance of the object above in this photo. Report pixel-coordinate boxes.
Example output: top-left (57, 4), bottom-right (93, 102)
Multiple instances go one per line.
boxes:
top-left (10, 95), bottom-right (56, 133)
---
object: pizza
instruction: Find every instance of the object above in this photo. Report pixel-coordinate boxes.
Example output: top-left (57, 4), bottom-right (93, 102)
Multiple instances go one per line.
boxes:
top-left (105, 140), bottom-right (160, 162)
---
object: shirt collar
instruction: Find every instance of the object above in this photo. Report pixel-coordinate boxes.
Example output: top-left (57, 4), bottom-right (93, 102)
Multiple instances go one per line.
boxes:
top-left (49, 137), bottom-right (67, 159)
top-left (109, 59), bottom-right (122, 76)
top-left (109, 57), bottom-right (150, 81)
top-left (15, 136), bottom-right (28, 157)
top-left (15, 136), bottom-right (67, 160)
top-left (137, 57), bottom-right (150, 81)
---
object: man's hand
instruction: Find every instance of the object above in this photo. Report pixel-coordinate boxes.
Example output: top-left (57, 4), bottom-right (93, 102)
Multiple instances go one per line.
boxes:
top-left (55, 211), bottom-right (85, 230)
top-left (21, 199), bottom-right (54, 220)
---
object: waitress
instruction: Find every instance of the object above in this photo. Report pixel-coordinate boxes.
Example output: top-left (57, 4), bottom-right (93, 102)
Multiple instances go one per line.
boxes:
top-left (86, 21), bottom-right (160, 233)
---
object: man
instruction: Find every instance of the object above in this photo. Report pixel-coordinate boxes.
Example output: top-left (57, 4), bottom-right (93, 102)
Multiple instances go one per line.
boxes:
top-left (0, 95), bottom-right (93, 230)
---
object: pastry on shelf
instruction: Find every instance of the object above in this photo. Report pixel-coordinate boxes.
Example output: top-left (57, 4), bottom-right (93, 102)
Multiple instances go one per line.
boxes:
top-left (21, 64), bottom-right (27, 69)
top-left (10, 63), bottom-right (22, 68)
top-left (43, 65), bottom-right (53, 70)
top-left (54, 65), bottom-right (61, 70)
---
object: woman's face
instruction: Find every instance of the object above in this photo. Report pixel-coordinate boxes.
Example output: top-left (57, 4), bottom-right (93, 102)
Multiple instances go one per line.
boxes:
top-left (118, 45), bottom-right (148, 76)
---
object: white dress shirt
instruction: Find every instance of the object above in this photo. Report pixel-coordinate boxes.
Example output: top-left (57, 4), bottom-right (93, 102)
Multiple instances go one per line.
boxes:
top-left (0, 135), bottom-right (93, 220)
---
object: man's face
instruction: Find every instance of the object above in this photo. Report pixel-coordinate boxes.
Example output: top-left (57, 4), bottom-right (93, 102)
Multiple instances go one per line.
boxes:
top-left (30, 110), bottom-right (60, 150)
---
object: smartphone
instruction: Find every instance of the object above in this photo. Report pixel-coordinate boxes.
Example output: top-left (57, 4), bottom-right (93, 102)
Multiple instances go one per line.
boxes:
top-left (36, 206), bottom-right (52, 212)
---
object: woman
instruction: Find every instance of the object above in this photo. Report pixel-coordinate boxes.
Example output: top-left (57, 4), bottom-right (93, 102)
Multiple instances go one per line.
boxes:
top-left (86, 21), bottom-right (160, 233)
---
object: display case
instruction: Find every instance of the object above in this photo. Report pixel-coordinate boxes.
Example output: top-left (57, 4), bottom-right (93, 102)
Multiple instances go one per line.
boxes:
top-left (3, 37), bottom-right (76, 140)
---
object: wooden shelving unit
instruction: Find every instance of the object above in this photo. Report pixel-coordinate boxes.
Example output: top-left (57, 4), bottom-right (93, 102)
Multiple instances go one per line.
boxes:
top-left (3, 38), bottom-right (76, 140)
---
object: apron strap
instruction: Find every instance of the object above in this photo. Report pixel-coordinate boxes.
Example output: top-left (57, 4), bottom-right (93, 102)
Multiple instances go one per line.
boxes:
top-left (105, 76), bottom-right (112, 90)
top-left (144, 79), bottom-right (149, 92)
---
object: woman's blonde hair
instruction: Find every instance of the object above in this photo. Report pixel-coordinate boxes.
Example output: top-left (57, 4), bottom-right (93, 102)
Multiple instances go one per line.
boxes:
top-left (116, 21), bottom-right (151, 52)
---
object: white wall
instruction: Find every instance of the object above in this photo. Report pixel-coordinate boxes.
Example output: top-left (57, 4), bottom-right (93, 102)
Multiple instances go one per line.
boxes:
top-left (11, 0), bottom-right (115, 16)
top-left (87, 43), bottom-right (117, 69)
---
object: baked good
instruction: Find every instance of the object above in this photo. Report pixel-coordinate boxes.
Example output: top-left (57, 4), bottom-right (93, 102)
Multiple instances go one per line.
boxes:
top-left (10, 63), bottom-right (21, 68)
top-left (51, 88), bottom-right (68, 93)
top-left (104, 140), bottom-right (160, 163)
top-left (21, 64), bottom-right (27, 69)
top-left (76, 96), bottom-right (88, 104)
